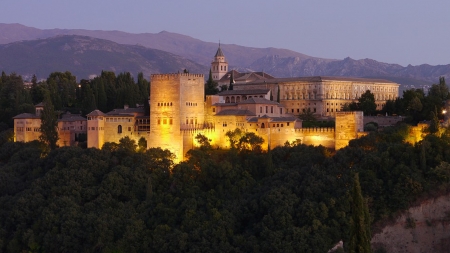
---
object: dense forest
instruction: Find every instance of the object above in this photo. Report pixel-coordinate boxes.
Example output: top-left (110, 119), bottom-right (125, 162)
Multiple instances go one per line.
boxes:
top-left (0, 71), bottom-right (150, 128)
top-left (1, 71), bottom-right (450, 252)
top-left (1, 123), bottom-right (450, 252)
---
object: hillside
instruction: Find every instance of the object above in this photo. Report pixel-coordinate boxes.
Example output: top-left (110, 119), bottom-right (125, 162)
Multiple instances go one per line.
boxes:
top-left (371, 192), bottom-right (450, 253)
top-left (1, 23), bottom-right (450, 86)
top-left (0, 34), bottom-right (207, 80)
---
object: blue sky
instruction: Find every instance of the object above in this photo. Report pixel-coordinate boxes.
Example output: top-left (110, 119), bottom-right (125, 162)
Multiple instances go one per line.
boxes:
top-left (1, 0), bottom-right (449, 66)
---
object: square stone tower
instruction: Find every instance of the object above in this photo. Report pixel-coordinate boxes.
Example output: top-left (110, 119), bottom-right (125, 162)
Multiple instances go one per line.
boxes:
top-left (148, 73), bottom-right (205, 161)
top-left (335, 111), bottom-right (364, 149)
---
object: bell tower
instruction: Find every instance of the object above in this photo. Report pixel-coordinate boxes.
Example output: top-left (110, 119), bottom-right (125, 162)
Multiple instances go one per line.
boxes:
top-left (211, 43), bottom-right (228, 81)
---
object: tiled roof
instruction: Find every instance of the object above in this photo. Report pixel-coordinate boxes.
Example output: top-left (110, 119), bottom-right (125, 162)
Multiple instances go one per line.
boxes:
top-left (215, 46), bottom-right (225, 57)
top-left (246, 116), bottom-right (298, 122)
top-left (270, 117), bottom-right (298, 122)
top-left (58, 114), bottom-right (86, 122)
top-left (217, 89), bottom-right (270, 96)
top-left (213, 103), bottom-right (238, 106)
top-left (219, 70), bottom-right (275, 83)
top-left (13, 113), bottom-right (40, 119)
top-left (215, 109), bottom-right (255, 116)
top-left (105, 114), bottom-right (135, 117)
top-left (106, 107), bottom-right (144, 115)
top-left (86, 110), bottom-right (106, 116)
top-left (35, 102), bottom-right (45, 107)
top-left (239, 97), bottom-right (279, 105)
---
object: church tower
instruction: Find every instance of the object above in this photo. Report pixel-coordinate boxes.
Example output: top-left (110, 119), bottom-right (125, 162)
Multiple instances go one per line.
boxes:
top-left (211, 43), bottom-right (228, 81)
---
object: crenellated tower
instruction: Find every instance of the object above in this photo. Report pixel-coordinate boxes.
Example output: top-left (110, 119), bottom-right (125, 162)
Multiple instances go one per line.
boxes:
top-left (211, 43), bottom-right (228, 81)
top-left (148, 73), bottom-right (205, 162)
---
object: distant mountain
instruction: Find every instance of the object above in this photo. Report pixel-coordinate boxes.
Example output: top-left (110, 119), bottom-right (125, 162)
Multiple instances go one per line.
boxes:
top-left (1, 23), bottom-right (449, 86)
top-left (249, 56), bottom-right (440, 86)
top-left (0, 35), bottom-right (207, 80)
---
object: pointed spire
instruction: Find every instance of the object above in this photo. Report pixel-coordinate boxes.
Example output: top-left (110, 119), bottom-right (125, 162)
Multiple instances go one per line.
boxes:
top-left (215, 41), bottom-right (225, 57)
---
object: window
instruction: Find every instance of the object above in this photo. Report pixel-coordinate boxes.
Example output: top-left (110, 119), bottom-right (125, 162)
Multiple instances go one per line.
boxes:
top-left (212, 108), bottom-right (215, 112)
top-left (271, 106), bottom-right (273, 113)
top-left (266, 106), bottom-right (268, 113)
top-left (163, 118), bottom-right (167, 124)
top-left (260, 107), bottom-right (262, 113)
top-left (158, 119), bottom-right (161, 125)
top-left (170, 118), bottom-right (173, 125)
top-left (118, 125), bottom-right (122, 133)
top-left (128, 127), bottom-right (131, 131)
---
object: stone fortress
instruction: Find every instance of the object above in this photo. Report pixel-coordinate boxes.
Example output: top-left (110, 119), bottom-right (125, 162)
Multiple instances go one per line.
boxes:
top-left (14, 45), bottom-right (400, 162)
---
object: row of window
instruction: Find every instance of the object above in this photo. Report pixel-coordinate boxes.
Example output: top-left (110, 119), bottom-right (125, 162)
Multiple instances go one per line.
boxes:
top-left (157, 102), bottom-right (173, 107)
top-left (105, 117), bottom-right (132, 122)
top-left (224, 95), bottom-right (264, 103)
top-left (212, 65), bottom-right (227, 71)
top-left (185, 118), bottom-right (198, 125)
top-left (158, 118), bottom-right (173, 125)
top-left (60, 126), bottom-right (84, 131)
top-left (185, 102), bottom-right (198, 106)
top-left (289, 108), bottom-right (316, 113)
top-left (16, 127), bottom-right (40, 132)
top-left (284, 94), bottom-right (317, 100)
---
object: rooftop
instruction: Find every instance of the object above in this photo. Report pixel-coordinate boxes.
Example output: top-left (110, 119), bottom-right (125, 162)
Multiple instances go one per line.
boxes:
top-left (217, 89), bottom-right (270, 96)
top-left (13, 113), bottom-right (40, 119)
top-left (215, 109), bottom-right (255, 116)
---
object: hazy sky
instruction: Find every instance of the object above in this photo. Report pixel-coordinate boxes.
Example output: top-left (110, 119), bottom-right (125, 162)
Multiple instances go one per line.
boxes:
top-left (1, 0), bottom-right (449, 66)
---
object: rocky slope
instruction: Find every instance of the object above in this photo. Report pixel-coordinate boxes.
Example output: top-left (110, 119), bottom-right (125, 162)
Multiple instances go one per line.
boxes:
top-left (371, 193), bottom-right (450, 253)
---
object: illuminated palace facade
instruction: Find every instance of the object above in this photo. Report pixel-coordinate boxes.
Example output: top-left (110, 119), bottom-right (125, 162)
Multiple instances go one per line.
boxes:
top-left (13, 46), bottom-right (400, 162)
top-left (212, 46), bottom-right (399, 117)
top-left (146, 72), bottom-right (366, 161)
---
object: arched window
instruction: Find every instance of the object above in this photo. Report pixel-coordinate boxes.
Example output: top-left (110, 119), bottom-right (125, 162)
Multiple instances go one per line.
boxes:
top-left (261, 123), bottom-right (265, 128)
top-left (226, 97), bottom-right (230, 103)
top-left (236, 96), bottom-right (241, 103)
top-left (118, 125), bottom-right (122, 133)
top-left (231, 96), bottom-right (235, 103)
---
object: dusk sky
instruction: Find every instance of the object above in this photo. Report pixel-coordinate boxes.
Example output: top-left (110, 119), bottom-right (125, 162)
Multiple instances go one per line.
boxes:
top-left (1, 0), bottom-right (449, 66)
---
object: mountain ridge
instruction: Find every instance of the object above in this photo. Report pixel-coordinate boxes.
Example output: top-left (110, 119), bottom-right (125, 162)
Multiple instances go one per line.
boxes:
top-left (0, 23), bottom-right (449, 86)
top-left (0, 34), bottom-right (207, 80)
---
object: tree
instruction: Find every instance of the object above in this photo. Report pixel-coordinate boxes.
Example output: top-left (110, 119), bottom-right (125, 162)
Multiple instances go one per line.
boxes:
top-left (358, 90), bottom-right (376, 116)
top-left (428, 110), bottom-right (440, 134)
top-left (225, 128), bottom-right (243, 149)
top-left (229, 71), bottom-right (234, 90)
top-left (39, 92), bottom-right (59, 150)
top-left (205, 69), bottom-right (219, 96)
top-left (298, 108), bottom-right (316, 121)
top-left (347, 173), bottom-right (372, 253)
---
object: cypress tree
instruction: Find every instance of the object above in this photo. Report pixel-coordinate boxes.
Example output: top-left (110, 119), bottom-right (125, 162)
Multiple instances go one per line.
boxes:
top-left (229, 71), bottom-right (234, 90)
top-left (277, 84), bottom-right (280, 103)
top-left (39, 92), bottom-right (59, 150)
top-left (347, 173), bottom-right (372, 253)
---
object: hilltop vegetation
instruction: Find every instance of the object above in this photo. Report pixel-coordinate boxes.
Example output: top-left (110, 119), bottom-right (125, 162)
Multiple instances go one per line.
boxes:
top-left (1, 122), bottom-right (450, 252)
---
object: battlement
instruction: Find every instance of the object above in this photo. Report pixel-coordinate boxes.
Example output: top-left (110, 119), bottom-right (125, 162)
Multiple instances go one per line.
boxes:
top-left (336, 111), bottom-right (362, 116)
top-left (295, 127), bottom-right (335, 133)
top-left (181, 127), bottom-right (216, 135)
top-left (151, 73), bottom-right (204, 79)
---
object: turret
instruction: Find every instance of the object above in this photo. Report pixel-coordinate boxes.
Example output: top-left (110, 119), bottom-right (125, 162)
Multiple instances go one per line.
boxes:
top-left (211, 43), bottom-right (228, 81)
